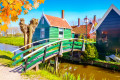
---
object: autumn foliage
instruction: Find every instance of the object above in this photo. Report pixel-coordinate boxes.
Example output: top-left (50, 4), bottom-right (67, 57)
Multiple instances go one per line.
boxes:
top-left (0, 0), bottom-right (45, 32)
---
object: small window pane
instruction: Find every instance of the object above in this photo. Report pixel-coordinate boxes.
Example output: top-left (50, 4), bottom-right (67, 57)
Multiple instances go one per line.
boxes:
top-left (59, 28), bottom-right (63, 38)
top-left (40, 28), bottom-right (45, 38)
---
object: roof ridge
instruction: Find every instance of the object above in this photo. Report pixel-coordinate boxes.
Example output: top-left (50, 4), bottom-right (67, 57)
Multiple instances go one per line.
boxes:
top-left (44, 14), bottom-right (64, 20)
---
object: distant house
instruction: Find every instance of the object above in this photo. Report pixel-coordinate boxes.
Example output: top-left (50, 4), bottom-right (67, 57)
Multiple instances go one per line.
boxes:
top-left (94, 4), bottom-right (120, 53)
top-left (32, 10), bottom-right (72, 43)
top-left (71, 16), bottom-right (97, 39)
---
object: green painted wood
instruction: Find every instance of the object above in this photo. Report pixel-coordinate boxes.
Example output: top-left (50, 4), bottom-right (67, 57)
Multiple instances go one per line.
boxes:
top-left (64, 29), bottom-right (71, 39)
top-left (13, 39), bottom-right (85, 70)
top-left (26, 50), bottom-right (44, 63)
top-left (27, 56), bottom-right (43, 70)
top-left (72, 33), bottom-right (75, 38)
top-left (23, 44), bottom-right (60, 64)
top-left (46, 49), bottom-right (59, 57)
top-left (12, 42), bottom-right (50, 60)
top-left (32, 16), bottom-right (50, 42)
top-left (49, 27), bottom-right (59, 42)
top-left (46, 44), bottom-right (60, 51)
top-left (74, 42), bottom-right (83, 45)
top-left (26, 49), bottom-right (59, 69)
top-left (12, 57), bottom-right (23, 65)
top-left (22, 45), bottom-right (82, 70)
top-left (63, 42), bottom-right (73, 45)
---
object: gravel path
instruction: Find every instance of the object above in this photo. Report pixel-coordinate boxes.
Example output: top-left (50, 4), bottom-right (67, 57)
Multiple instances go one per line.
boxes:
top-left (0, 64), bottom-right (27, 80)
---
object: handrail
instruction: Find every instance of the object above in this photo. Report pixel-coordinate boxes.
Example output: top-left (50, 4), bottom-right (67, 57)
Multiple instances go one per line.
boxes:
top-left (23, 38), bottom-right (83, 59)
top-left (12, 38), bottom-right (65, 53)
top-left (12, 38), bottom-right (84, 65)
top-left (12, 38), bottom-right (96, 66)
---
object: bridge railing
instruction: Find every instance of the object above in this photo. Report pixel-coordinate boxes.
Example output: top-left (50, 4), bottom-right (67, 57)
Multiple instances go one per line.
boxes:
top-left (12, 38), bottom-right (95, 72)
top-left (12, 38), bottom-right (68, 61)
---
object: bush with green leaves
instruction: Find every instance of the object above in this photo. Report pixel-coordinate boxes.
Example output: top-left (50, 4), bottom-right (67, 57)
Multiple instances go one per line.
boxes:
top-left (84, 44), bottom-right (98, 60)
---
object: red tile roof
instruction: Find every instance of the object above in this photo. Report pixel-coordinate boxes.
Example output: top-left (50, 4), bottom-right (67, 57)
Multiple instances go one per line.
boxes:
top-left (71, 26), bottom-right (77, 28)
top-left (71, 24), bottom-right (92, 34)
top-left (44, 14), bottom-right (71, 29)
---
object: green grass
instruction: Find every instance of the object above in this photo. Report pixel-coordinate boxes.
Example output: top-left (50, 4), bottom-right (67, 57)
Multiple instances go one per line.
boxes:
top-left (94, 59), bottom-right (120, 65)
top-left (22, 70), bottom-right (62, 80)
top-left (0, 37), bottom-right (24, 46)
top-left (0, 50), bottom-right (21, 67)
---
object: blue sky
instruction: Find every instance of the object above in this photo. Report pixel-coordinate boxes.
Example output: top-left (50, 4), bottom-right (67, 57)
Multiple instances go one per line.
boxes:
top-left (9, 0), bottom-right (120, 27)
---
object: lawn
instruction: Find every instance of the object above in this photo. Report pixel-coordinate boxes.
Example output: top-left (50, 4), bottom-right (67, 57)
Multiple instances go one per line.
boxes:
top-left (0, 50), bottom-right (21, 67)
top-left (0, 37), bottom-right (24, 46)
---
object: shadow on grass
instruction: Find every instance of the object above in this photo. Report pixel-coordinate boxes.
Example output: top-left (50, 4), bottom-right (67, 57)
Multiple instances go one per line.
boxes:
top-left (0, 55), bottom-right (12, 60)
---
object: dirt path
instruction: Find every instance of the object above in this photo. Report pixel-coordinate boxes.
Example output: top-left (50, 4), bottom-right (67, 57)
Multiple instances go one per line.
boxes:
top-left (0, 64), bottom-right (27, 80)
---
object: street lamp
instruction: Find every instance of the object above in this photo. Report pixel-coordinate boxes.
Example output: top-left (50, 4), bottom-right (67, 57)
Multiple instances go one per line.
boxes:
top-left (84, 16), bottom-right (89, 39)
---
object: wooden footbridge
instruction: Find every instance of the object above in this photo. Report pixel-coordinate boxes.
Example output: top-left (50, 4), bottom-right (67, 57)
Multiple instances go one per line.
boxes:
top-left (12, 38), bottom-right (93, 72)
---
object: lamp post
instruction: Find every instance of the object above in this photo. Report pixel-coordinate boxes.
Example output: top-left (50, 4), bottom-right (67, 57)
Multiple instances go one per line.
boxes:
top-left (84, 16), bottom-right (89, 39)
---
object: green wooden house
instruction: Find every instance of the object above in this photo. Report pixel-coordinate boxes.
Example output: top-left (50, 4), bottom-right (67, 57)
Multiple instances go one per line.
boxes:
top-left (32, 10), bottom-right (72, 43)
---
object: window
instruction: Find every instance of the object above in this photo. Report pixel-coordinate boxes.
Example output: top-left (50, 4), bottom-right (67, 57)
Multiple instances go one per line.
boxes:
top-left (40, 28), bottom-right (45, 38)
top-left (59, 28), bottom-right (64, 38)
top-left (42, 18), bottom-right (44, 24)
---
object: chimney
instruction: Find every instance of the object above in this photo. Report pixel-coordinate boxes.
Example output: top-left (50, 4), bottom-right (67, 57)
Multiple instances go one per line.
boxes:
top-left (94, 15), bottom-right (96, 22)
top-left (78, 18), bottom-right (80, 27)
top-left (62, 10), bottom-right (64, 19)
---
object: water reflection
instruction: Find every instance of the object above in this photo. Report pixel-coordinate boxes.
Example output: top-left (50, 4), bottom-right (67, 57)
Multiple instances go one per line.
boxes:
top-left (59, 62), bottom-right (120, 80)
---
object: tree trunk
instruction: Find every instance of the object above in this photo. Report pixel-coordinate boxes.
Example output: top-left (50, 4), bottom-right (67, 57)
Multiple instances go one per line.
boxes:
top-left (24, 33), bottom-right (27, 49)
top-left (28, 25), bottom-right (33, 48)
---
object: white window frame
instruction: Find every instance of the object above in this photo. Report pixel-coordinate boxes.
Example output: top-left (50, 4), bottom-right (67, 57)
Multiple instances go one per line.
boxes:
top-left (59, 28), bottom-right (64, 38)
top-left (42, 18), bottom-right (44, 24)
top-left (40, 28), bottom-right (45, 38)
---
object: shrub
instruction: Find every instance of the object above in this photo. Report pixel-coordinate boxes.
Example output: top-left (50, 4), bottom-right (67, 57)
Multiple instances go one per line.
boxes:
top-left (84, 44), bottom-right (98, 60)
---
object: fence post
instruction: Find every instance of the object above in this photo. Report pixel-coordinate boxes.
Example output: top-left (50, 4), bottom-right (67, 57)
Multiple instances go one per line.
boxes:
top-left (54, 56), bottom-right (58, 73)
top-left (82, 40), bottom-right (85, 51)
top-left (24, 58), bottom-right (28, 72)
top-left (35, 64), bottom-right (39, 71)
top-left (43, 47), bottom-right (47, 63)
top-left (71, 39), bottom-right (75, 57)
top-left (14, 52), bottom-right (16, 61)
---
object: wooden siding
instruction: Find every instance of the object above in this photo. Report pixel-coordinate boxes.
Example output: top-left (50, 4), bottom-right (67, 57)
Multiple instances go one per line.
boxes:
top-left (64, 29), bottom-right (71, 39)
top-left (32, 16), bottom-right (50, 43)
top-left (72, 33), bottom-right (75, 38)
top-left (49, 27), bottom-right (59, 42)
top-left (96, 9), bottom-right (120, 53)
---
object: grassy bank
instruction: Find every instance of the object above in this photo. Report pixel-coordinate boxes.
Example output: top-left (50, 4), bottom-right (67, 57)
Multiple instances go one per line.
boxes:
top-left (0, 50), bottom-right (21, 67)
top-left (22, 69), bottom-right (84, 80)
top-left (0, 37), bottom-right (24, 46)
top-left (94, 59), bottom-right (120, 65)
top-left (22, 63), bottom-right (96, 80)
top-left (22, 70), bottom-right (61, 80)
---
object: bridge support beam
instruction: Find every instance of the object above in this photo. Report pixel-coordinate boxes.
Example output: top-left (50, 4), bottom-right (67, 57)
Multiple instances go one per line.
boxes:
top-left (71, 40), bottom-right (75, 58)
top-left (54, 56), bottom-right (58, 73)
top-left (23, 58), bottom-right (28, 72)
top-left (35, 64), bottom-right (39, 71)
top-left (43, 47), bottom-right (47, 63)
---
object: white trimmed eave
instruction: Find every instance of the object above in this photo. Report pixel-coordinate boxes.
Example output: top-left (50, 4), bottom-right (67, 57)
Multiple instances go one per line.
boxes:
top-left (95, 4), bottom-right (120, 31)
top-left (42, 13), bottom-right (51, 26)
top-left (64, 19), bottom-right (72, 29)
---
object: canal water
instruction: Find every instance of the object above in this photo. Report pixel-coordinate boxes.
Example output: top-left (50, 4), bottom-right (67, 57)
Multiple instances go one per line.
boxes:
top-left (0, 43), bottom-right (22, 53)
top-left (59, 62), bottom-right (120, 80)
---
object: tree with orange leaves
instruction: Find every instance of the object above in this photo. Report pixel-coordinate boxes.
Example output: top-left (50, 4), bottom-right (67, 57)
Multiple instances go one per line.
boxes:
top-left (0, 0), bottom-right (45, 32)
